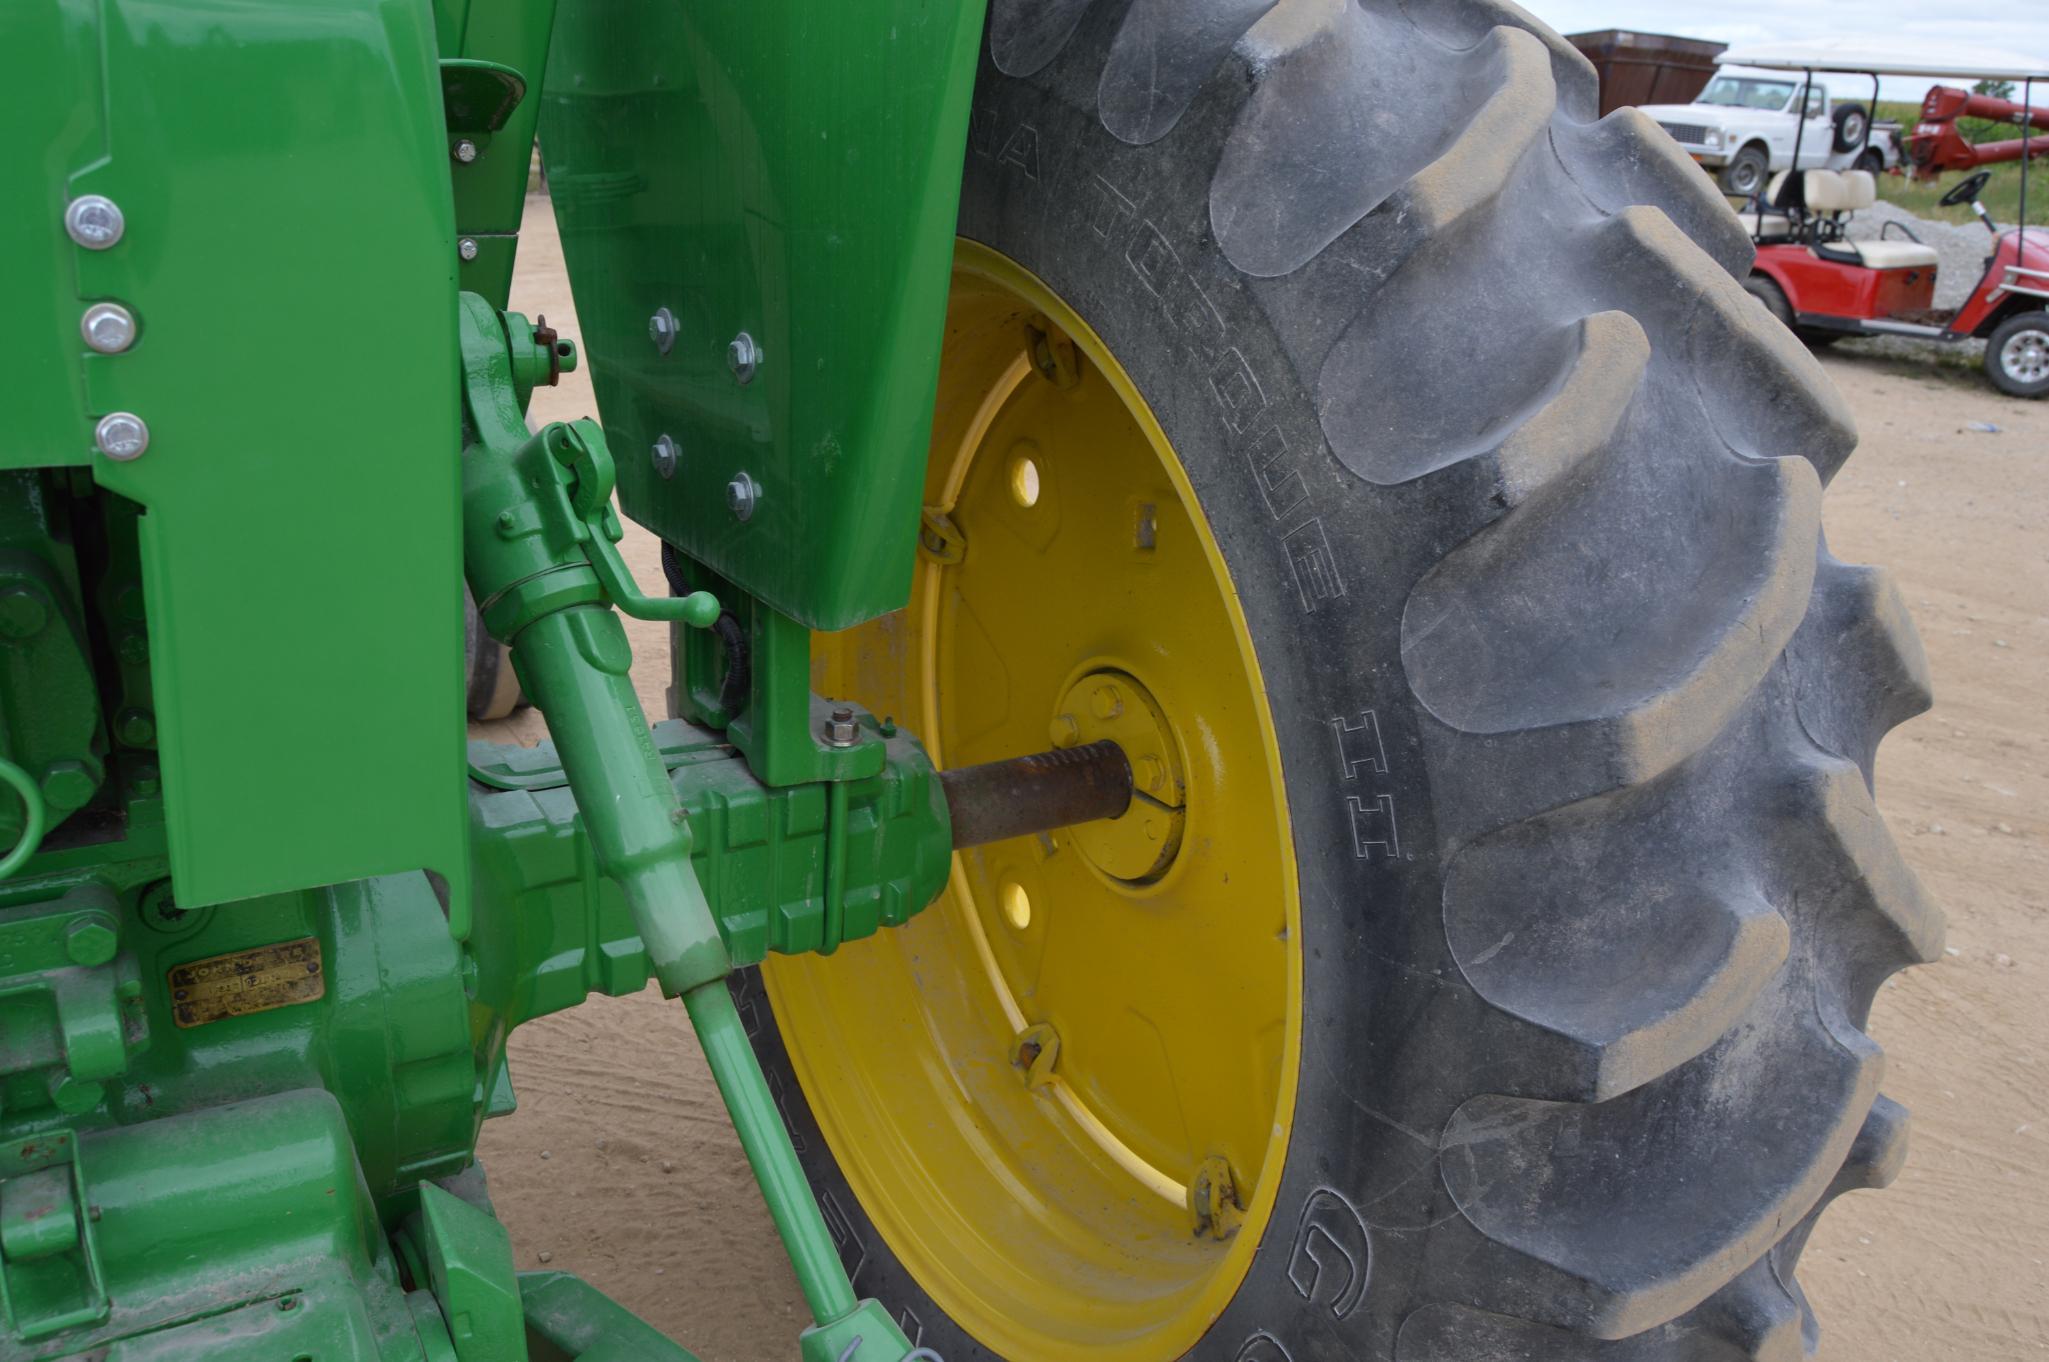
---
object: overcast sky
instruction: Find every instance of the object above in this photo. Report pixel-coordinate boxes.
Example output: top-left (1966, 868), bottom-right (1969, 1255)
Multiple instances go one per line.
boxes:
top-left (1528, 2), bottom-right (2048, 98)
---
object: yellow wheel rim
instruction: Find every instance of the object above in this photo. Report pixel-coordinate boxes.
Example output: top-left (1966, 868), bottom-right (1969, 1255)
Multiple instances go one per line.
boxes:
top-left (764, 241), bottom-right (1302, 1359)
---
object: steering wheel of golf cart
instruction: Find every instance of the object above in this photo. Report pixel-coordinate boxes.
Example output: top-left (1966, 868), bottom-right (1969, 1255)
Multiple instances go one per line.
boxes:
top-left (1940, 171), bottom-right (1993, 208)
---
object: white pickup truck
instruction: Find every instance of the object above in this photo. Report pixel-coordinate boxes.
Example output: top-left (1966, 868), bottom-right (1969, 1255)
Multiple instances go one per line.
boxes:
top-left (1641, 66), bottom-right (1895, 197)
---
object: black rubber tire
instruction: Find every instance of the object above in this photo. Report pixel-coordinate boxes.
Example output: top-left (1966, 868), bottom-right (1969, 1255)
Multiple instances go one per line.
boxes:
top-left (463, 584), bottom-right (528, 722)
top-left (1855, 148), bottom-right (1886, 176)
top-left (1745, 273), bottom-right (1795, 331)
top-left (741, 4), bottom-right (1940, 1358)
top-left (1984, 309), bottom-right (2049, 398)
top-left (1718, 143), bottom-right (1771, 197)
top-left (1833, 102), bottom-right (1870, 154)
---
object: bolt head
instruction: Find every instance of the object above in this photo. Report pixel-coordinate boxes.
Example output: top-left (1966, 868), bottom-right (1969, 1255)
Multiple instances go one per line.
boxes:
top-left (95, 411), bottom-right (149, 461)
top-left (1090, 684), bottom-right (1124, 720)
top-left (116, 707), bottom-right (156, 748)
top-left (131, 763), bottom-right (161, 798)
top-left (66, 918), bottom-right (119, 968)
top-left (727, 331), bottom-right (760, 384)
top-left (64, 195), bottom-right (125, 249)
top-left (1138, 754), bottom-right (1169, 795)
top-left (648, 307), bottom-right (678, 355)
top-left (48, 1074), bottom-right (104, 1116)
top-left (41, 760), bottom-right (98, 810)
top-left (453, 138), bottom-right (479, 163)
top-left (81, 301), bottom-right (137, 354)
top-left (1048, 714), bottom-right (1081, 749)
top-left (458, 236), bottom-right (481, 262)
top-left (651, 433), bottom-right (680, 480)
top-left (726, 472), bottom-right (759, 522)
top-left (0, 585), bottom-right (51, 640)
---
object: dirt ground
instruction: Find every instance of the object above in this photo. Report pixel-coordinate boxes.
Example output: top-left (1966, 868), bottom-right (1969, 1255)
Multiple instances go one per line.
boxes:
top-left (474, 201), bottom-right (2048, 1361)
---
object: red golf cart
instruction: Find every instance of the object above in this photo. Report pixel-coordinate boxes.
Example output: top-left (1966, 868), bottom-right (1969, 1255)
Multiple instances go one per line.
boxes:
top-left (1719, 44), bottom-right (2049, 397)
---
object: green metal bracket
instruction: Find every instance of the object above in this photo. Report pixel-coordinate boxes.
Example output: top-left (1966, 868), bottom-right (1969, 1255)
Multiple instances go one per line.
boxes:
top-left (672, 561), bottom-right (887, 790)
top-left (468, 716), bottom-right (950, 970)
top-left (0, 1153), bottom-right (108, 1342)
top-left (0, 883), bottom-right (147, 1120)
top-left (519, 1271), bottom-right (702, 1362)
top-left (413, 1183), bottom-right (528, 1362)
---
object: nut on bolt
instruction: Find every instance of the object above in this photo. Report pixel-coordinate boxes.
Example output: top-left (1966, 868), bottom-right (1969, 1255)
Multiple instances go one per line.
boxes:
top-left (648, 307), bottom-right (678, 355)
top-left (81, 302), bottom-right (137, 354)
top-left (651, 434), bottom-right (680, 480)
top-left (727, 331), bottom-right (760, 384)
top-left (726, 471), bottom-right (760, 522)
top-left (458, 237), bottom-right (480, 262)
top-left (64, 195), bottom-right (125, 249)
top-left (823, 706), bottom-right (860, 748)
top-left (452, 138), bottom-right (479, 163)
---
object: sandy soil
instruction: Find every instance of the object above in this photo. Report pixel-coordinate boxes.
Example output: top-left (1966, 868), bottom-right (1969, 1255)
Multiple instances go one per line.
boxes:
top-left (474, 200), bottom-right (2048, 1361)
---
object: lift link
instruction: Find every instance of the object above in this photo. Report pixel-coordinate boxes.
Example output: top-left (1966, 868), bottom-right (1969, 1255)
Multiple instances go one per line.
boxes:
top-left (455, 293), bottom-right (911, 1361)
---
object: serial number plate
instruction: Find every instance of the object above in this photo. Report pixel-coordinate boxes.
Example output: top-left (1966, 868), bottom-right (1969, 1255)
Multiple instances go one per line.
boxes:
top-left (168, 936), bottom-right (325, 1027)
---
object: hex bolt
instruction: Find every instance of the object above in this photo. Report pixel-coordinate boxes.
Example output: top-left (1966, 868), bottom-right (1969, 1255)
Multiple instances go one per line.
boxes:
top-left (0, 585), bottom-right (50, 640)
top-left (1090, 683), bottom-right (1124, 720)
top-left (1137, 754), bottom-right (1169, 795)
top-left (651, 433), bottom-right (680, 480)
top-left (115, 707), bottom-right (156, 748)
top-left (118, 630), bottom-right (149, 664)
top-left (81, 301), bottom-right (138, 354)
top-left (94, 412), bottom-right (150, 461)
top-left (727, 331), bottom-right (761, 384)
top-left (823, 706), bottom-right (860, 748)
top-left (1047, 714), bottom-right (1081, 749)
top-left (648, 307), bottom-right (679, 355)
top-left (452, 138), bottom-right (479, 163)
top-left (726, 471), bottom-right (760, 522)
top-left (65, 918), bottom-right (119, 968)
top-left (458, 236), bottom-right (481, 262)
top-left (41, 760), bottom-right (98, 810)
top-left (47, 1073), bottom-right (104, 1117)
top-left (64, 194), bottom-right (125, 249)
top-left (131, 762), bottom-right (161, 798)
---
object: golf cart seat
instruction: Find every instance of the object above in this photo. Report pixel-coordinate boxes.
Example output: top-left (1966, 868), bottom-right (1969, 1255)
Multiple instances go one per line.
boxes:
top-left (1805, 169), bottom-right (1941, 268)
top-left (1750, 170), bottom-right (1799, 240)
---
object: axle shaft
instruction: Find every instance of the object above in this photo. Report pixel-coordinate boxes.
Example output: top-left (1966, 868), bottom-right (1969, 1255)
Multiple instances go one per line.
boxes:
top-left (940, 740), bottom-right (1133, 849)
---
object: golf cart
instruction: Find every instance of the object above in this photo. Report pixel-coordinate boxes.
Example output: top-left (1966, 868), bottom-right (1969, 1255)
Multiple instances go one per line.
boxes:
top-left (1722, 42), bottom-right (2049, 397)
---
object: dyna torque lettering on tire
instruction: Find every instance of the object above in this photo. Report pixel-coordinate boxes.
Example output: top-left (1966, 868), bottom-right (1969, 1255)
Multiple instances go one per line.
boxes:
top-left (734, 3), bottom-right (1940, 1359)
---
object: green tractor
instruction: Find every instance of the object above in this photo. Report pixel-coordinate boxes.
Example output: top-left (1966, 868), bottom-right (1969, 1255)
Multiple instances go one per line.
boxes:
top-left (0, 1), bottom-right (1940, 1359)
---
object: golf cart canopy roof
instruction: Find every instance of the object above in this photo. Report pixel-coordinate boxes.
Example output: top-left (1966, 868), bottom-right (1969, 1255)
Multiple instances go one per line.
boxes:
top-left (1718, 40), bottom-right (2049, 84)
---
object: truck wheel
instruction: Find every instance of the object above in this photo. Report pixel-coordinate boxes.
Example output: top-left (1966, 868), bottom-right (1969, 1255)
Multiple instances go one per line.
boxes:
top-left (739, 4), bottom-right (1938, 1359)
top-left (1855, 148), bottom-right (1886, 176)
top-left (1719, 144), bottom-right (1770, 197)
top-left (1833, 102), bottom-right (1871, 153)
top-left (1985, 309), bottom-right (2049, 397)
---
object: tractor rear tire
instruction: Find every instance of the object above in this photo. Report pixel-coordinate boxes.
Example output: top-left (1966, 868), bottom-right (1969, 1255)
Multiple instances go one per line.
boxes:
top-left (739, 4), bottom-right (1939, 1359)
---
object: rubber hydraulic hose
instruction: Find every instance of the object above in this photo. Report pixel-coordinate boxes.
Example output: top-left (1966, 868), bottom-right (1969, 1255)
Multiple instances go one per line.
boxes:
top-left (683, 979), bottom-right (860, 1325)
